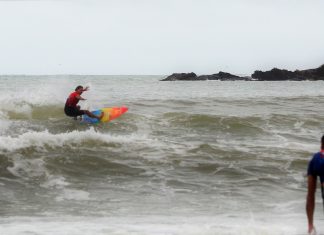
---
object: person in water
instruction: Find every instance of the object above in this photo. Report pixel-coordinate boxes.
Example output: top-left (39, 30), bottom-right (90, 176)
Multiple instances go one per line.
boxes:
top-left (306, 135), bottom-right (324, 234)
top-left (64, 85), bottom-right (103, 120)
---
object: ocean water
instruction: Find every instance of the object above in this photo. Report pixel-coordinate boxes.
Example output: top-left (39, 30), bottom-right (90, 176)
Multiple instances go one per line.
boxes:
top-left (0, 75), bottom-right (324, 235)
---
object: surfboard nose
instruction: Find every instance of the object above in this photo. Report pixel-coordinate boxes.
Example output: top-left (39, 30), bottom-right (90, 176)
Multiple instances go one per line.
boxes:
top-left (121, 106), bottom-right (128, 114)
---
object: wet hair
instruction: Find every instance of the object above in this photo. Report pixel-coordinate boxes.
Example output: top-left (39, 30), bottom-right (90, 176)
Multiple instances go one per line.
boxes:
top-left (75, 85), bottom-right (83, 91)
top-left (322, 135), bottom-right (324, 146)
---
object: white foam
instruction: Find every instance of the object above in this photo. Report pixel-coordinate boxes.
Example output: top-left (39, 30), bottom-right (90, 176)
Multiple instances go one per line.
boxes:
top-left (6, 155), bottom-right (90, 202)
top-left (7, 157), bottom-right (47, 179)
top-left (0, 128), bottom-right (153, 152)
top-left (0, 77), bottom-right (75, 116)
top-left (55, 189), bottom-right (90, 202)
top-left (0, 215), bottom-right (309, 235)
top-left (0, 116), bottom-right (11, 134)
top-left (40, 175), bottom-right (70, 189)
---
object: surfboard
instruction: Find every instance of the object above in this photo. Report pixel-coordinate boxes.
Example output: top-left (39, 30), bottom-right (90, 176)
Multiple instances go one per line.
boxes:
top-left (81, 106), bottom-right (128, 124)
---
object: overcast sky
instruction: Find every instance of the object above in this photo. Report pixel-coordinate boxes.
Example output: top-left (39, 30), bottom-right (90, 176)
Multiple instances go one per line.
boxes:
top-left (0, 0), bottom-right (323, 75)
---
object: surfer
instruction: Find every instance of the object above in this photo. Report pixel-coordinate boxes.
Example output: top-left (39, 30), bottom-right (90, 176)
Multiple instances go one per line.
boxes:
top-left (64, 85), bottom-right (103, 120)
top-left (306, 135), bottom-right (324, 235)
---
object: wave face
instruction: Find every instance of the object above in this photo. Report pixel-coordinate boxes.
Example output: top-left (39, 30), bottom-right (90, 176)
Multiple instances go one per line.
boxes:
top-left (1, 75), bottom-right (324, 234)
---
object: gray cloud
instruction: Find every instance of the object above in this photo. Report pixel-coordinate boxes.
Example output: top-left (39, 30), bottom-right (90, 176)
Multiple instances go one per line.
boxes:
top-left (0, 0), bottom-right (323, 75)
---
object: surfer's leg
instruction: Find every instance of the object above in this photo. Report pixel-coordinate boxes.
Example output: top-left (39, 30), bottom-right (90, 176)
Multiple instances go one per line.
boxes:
top-left (99, 112), bottom-right (104, 120)
top-left (84, 110), bottom-right (103, 120)
top-left (65, 106), bottom-right (79, 120)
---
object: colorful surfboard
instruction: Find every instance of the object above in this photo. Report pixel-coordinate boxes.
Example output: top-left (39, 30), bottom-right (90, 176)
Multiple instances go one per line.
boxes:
top-left (81, 106), bottom-right (128, 124)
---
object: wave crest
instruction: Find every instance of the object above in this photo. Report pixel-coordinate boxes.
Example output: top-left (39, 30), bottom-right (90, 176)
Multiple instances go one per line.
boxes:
top-left (0, 128), bottom-right (146, 153)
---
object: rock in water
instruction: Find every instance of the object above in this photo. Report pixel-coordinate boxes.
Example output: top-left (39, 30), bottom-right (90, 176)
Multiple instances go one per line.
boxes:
top-left (160, 72), bottom-right (197, 81)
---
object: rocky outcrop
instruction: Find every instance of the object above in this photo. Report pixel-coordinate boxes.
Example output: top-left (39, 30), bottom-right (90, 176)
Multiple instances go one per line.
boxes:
top-left (252, 64), bottom-right (324, 81)
top-left (160, 72), bottom-right (198, 81)
top-left (161, 64), bottom-right (324, 81)
top-left (198, 72), bottom-right (247, 81)
top-left (161, 71), bottom-right (247, 81)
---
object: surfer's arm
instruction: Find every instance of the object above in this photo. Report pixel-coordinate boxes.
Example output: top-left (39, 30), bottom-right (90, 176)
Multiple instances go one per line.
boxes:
top-left (306, 175), bottom-right (316, 233)
top-left (82, 86), bottom-right (89, 92)
top-left (76, 94), bottom-right (86, 101)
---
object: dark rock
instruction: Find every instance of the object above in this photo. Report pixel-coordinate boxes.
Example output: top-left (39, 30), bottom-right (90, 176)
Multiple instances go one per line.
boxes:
top-left (252, 64), bottom-right (324, 81)
top-left (315, 64), bottom-right (324, 77)
top-left (161, 64), bottom-right (324, 81)
top-left (196, 72), bottom-right (246, 81)
top-left (216, 71), bottom-right (247, 81)
top-left (195, 75), bottom-right (217, 80)
top-left (252, 68), bottom-right (296, 81)
top-left (160, 72), bottom-right (198, 81)
top-left (161, 71), bottom-right (246, 81)
top-left (217, 71), bottom-right (241, 79)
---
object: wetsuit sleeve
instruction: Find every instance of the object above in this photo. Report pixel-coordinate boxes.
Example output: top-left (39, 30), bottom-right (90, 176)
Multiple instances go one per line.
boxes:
top-left (307, 155), bottom-right (317, 177)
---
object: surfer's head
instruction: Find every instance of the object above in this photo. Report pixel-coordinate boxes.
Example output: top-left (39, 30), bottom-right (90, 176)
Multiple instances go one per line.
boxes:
top-left (75, 85), bottom-right (83, 94)
top-left (322, 135), bottom-right (324, 150)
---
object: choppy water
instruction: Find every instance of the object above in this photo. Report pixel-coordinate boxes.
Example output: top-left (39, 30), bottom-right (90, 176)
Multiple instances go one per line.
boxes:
top-left (0, 75), bottom-right (324, 235)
